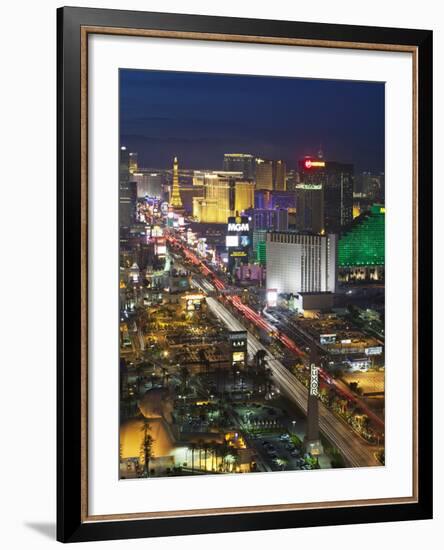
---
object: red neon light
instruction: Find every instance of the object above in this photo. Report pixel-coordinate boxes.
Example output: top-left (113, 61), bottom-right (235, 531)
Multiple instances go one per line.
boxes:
top-left (304, 159), bottom-right (325, 169)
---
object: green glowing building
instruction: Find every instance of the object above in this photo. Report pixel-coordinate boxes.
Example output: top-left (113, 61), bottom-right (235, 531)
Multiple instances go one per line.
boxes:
top-left (256, 241), bottom-right (266, 265)
top-left (338, 204), bottom-right (385, 281)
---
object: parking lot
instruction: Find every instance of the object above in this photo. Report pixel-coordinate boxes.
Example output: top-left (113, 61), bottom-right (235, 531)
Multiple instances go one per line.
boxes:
top-left (230, 401), bottom-right (324, 471)
top-left (253, 432), bottom-right (313, 471)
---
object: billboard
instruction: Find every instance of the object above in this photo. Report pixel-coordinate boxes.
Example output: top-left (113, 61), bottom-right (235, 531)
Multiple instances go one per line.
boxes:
top-left (197, 238), bottom-right (207, 256)
top-left (155, 238), bottom-right (167, 256)
top-left (151, 225), bottom-right (163, 237)
top-left (232, 351), bottom-right (246, 363)
top-left (365, 346), bottom-right (383, 355)
top-left (226, 235), bottom-right (239, 248)
top-left (229, 250), bottom-right (247, 258)
top-left (320, 334), bottom-right (336, 345)
top-left (267, 289), bottom-right (278, 308)
top-left (229, 331), bottom-right (247, 366)
top-left (240, 235), bottom-right (250, 247)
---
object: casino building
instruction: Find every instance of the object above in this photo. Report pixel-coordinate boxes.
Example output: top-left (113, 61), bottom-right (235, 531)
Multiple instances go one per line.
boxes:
top-left (295, 183), bottom-right (324, 234)
top-left (223, 153), bottom-right (255, 179)
top-left (338, 204), bottom-right (385, 282)
top-left (266, 231), bottom-right (338, 295)
top-left (192, 171), bottom-right (254, 224)
top-left (298, 155), bottom-right (354, 233)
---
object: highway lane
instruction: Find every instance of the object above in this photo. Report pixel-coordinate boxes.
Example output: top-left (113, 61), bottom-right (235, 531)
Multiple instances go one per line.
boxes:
top-left (206, 296), bottom-right (380, 468)
top-left (191, 276), bottom-right (215, 294)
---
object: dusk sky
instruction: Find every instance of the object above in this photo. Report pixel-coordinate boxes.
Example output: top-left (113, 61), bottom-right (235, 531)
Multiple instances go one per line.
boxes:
top-left (120, 69), bottom-right (385, 173)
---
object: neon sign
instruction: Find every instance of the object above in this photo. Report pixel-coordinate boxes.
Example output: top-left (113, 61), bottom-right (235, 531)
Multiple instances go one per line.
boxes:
top-left (304, 160), bottom-right (325, 169)
top-left (309, 364), bottom-right (319, 396)
top-left (267, 289), bottom-right (278, 307)
top-left (228, 222), bottom-right (250, 232)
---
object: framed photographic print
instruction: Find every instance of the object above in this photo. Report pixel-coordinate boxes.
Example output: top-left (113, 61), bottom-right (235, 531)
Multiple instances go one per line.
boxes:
top-left (57, 6), bottom-right (433, 543)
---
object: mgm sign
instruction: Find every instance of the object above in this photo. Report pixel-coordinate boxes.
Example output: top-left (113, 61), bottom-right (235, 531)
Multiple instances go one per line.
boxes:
top-left (229, 331), bottom-right (248, 368)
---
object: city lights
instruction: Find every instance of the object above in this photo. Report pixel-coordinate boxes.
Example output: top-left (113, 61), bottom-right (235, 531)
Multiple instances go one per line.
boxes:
top-left (118, 69), bottom-right (385, 481)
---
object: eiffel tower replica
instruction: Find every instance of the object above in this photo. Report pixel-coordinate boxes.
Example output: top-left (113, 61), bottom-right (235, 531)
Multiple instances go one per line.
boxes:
top-left (169, 156), bottom-right (184, 212)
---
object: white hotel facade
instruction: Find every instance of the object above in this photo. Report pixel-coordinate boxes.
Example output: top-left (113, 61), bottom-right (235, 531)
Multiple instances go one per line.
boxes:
top-left (266, 232), bottom-right (337, 295)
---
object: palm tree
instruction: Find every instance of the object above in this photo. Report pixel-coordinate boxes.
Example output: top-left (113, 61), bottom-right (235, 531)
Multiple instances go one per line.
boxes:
top-left (231, 365), bottom-right (239, 385)
top-left (215, 367), bottom-right (221, 392)
top-left (202, 442), bottom-right (210, 471)
top-left (224, 448), bottom-right (239, 473)
top-left (255, 349), bottom-right (267, 370)
top-left (188, 442), bottom-right (197, 473)
top-left (276, 457), bottom-right (289, 471)
top-left (161, 367), bottom-right (168, 387)
top-left (179, 366), bottom-right (190, 394)
top-left (265, 367), bottom-right (273, 396)
top-left (198, 349), bottom-right (210, 375)
top-left (219, 440), bottom-right (231, 472)
top-left (197, 439), bottom-right (205, 470)
top-left (139, 418), bottom-right (154, 477)
top-left (209, 440), bottom-right (218, 471)
top-left (135, 367), bottom-right (143, 394)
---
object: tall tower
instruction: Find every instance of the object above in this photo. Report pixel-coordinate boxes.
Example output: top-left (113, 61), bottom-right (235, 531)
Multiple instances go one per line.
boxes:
top-left (170, 156), bottom-right (183, 209)
top-left (305, 348), bottom-right (324, 457)
top-left (255, 158), bottom-right (273, 190)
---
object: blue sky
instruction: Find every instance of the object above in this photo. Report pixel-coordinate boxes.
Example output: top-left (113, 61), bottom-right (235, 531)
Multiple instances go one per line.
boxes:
top-left (120, 69), bottom-right (384, 173)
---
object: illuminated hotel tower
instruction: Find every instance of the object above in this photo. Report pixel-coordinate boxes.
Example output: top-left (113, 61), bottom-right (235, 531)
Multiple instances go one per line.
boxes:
top-left (170, 156), bottom-right (183, 209)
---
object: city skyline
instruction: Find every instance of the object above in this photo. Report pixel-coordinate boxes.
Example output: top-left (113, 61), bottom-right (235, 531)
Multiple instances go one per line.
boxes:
top-left (120, 69), bottom-right (385, 173)
top-left (119, 69), bottom-right (385, 480)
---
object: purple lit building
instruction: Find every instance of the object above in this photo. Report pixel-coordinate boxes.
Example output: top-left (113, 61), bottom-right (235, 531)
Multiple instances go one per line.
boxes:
top-left (254, 189), bottom-right (296, 210)
top-left (246, 208), bottom-right (289, 232)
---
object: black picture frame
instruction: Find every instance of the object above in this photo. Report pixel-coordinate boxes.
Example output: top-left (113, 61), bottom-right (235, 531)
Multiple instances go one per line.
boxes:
top-left (57, 6), bottom-right (433, 543)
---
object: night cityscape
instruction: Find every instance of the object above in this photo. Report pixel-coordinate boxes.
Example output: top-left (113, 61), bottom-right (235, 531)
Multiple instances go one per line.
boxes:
top-left (119, 69), bottom-right (385, 479)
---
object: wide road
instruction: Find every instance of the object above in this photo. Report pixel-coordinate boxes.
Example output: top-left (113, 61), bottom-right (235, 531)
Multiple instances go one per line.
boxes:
top-left (206, 296), bottom-right (380, 468)
top-left (272, 309), bottom-right (385, 427)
